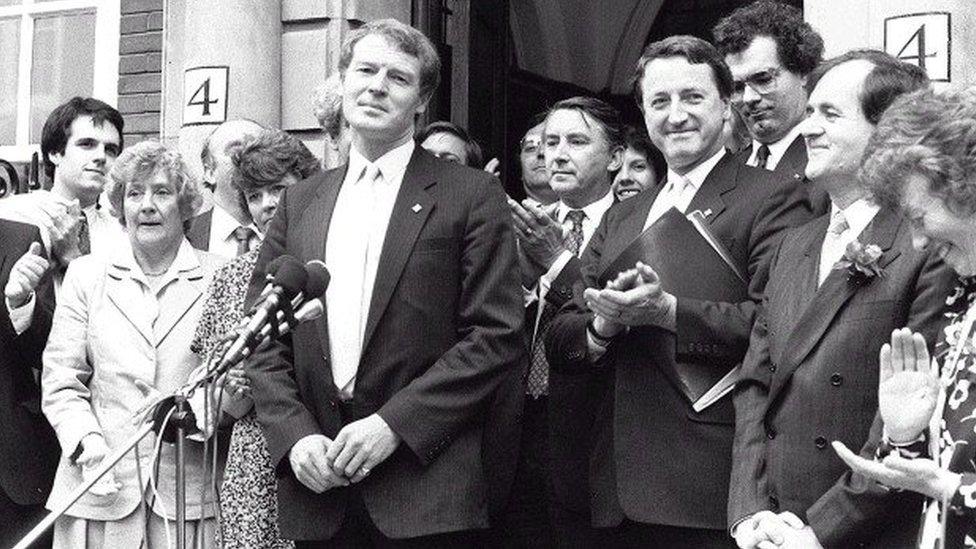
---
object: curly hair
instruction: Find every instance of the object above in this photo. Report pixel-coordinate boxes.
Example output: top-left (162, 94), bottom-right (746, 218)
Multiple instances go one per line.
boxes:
top-left (107, 141), bottom-right (201, 226)
top-left (231, 130), bottom-right (320, 195)
top-left (313, 73), bottom-right (345, 140)
top-left (861, 87), bottom-right (976, 217)
top-left (713, 0), bottom-right (824, 76)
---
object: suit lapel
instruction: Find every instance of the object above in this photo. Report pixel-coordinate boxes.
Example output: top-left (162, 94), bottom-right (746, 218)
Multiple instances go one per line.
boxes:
top-left (301, 168), bottom-right (346, 353)
top-left (777, 136), bottom-right (807, 182)
top-left (361, 150), bottom-right (435, 352)
top-left (767, 207), bottom-right (904, 404)
top-left (600, 185), bottom-right (659, 269)
top-left (105, 265), bottom-right (154, 346)
top-left (686, 153), bottom-right (738, 223)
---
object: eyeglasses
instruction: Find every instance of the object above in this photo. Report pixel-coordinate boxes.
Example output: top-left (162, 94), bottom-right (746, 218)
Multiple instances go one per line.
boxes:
top-left (731, 67), bottom-right (782, 100)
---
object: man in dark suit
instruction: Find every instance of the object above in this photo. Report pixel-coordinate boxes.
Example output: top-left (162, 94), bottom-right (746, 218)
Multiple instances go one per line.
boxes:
top-left (500, 96), bottom-right (623, 547)
top-left (247, 18), bottom-right (523, 547)
top-left (713, 1), bottom-right (823, 186)
top-left (0, 220), bottom-right (59, 547)
top-left (544, 36), bottom-right (815, 548)
top-left (728, 50), bottom-right (952, 549)
top-left (184, 118), bottom-right (264, 257)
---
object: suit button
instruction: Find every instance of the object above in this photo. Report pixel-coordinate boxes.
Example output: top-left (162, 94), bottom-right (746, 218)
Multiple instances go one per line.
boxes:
top-left (814, 436), bottom-right (827, 449)
top-left (769, 363), bottom-right (777, 373)
top-left (769, 496), bottom-right (779, 511)
top-left (766, 428), bottom-right (776, 440)
top-left (329, 400), bottom-right (338, 409)
top-left (830, 373), bottom-right (843, 386)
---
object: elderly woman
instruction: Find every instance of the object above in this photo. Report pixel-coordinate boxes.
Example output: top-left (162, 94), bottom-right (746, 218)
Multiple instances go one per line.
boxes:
top-left (834, 88), bottom-right (976, 548)
top-left (42, 141), bottom-right (227, 548)
top-left (192, 129), bottom-right (318, 549)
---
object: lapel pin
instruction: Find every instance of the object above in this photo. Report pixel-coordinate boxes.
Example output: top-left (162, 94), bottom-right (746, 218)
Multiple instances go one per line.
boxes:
top-left (412, 203), bottom-right (423, 213)
top-left (702, 208), bottom-right (713, 218)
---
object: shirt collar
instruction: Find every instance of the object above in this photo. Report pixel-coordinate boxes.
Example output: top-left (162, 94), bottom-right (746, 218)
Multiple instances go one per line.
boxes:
top-left (110, 236), bottom-right (201, 279)
top-left (751, 124), bottom-right (803, 168)
top-left (211, 204), bottom-right (259, 240)
top-left (556, 189), bottom-right (615, 224)
top-left (666, 147), bottom-right (726, 191)
top-left (347, 139), bottom-right (416, 184)
top-left (830, 197), bottom-right (881, 237)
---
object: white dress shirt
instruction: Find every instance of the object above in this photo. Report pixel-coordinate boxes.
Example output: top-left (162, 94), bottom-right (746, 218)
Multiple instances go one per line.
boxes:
top-left (746, 124), bottom-right (803, 171)
top-left (527, 189), bottom-right (615, 337)
top-left (207, 205), bottom-right (262, 259)
top-left (326, 139), bottom-right (415, 398)
top-left (817, 198), bottom-right (881, 285)
top-left (1, 191), bottom-right (124, 334)
top-left (643, 148), bottom-right (726, 231)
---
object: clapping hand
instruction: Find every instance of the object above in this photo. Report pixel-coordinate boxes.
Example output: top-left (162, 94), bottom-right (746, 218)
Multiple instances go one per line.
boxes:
top-left (484, 157), bottom-right (501, 178)
top-left (507, 197), bottom-right (566, 284)
top-left (4, 242), bottom-right (49, 308)
top-left (583, 262), bottom-right (676, 331)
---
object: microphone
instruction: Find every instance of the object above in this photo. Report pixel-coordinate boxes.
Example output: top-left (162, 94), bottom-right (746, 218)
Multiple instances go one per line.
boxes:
top-left (215, 255), bottom-right (307, 373)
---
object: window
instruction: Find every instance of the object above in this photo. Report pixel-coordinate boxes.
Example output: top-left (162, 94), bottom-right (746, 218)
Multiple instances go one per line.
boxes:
top-left (0, 0), bottom-right (119, 163)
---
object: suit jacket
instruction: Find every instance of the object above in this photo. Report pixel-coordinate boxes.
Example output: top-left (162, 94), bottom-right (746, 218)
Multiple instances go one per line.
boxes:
top-left (736, 135), bottom-right (831, 214)
top-left (0, 219), bottom-right (59, 505)
top-left (545, 152), bottom-right (816, 530)
top-left (184, 209), bottom-right (212, 251)
top-left (728, 207), bottom-right (954, 547)
top-left (247, 147), bottom-right (525, 540)
top-left (42, 239), bottom-right (224, 520)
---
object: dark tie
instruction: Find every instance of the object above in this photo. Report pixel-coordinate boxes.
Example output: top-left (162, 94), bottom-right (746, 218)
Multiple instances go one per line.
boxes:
top-left (77, 214), bottom-right (90, 256)
top-left (755, 144), bottom-right (772, 170)
top-left (526, 210), bottom-right (586, 398)
top-left (233, 226), bottom-right (255, 256)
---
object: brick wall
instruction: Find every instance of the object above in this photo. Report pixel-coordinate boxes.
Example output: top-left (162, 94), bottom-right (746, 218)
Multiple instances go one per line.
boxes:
top-left (118, 0), bottom-right (164, 146)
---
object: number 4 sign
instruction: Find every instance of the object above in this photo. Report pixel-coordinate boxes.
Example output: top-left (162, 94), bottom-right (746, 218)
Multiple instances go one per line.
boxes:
top-left (183, 66), bottom-right (229, 126)
top-left (884, 12), bottom-right (951, 82)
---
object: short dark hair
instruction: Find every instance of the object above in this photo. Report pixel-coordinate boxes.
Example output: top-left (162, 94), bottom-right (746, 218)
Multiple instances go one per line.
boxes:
top-left (416, 121), bottom-right (484, 167)
top-left (806, 49), bottom-right (930, 125)
top-left (633, 35), bottom-right (734, 107)
top-left (41, 97), bottom-right (124, 179)
top-left (338, 19), bottom-right (441, 102)
top-left (861, 88), bottom-right (976, 216)
top-left (546, 96), bottom-right (625, 150)
top-left (231, 130), bottom-right (320, 194)
top-left (713, 0), bottom-right (824, 76)
top-left (622, 125), bottom-right (666, 180)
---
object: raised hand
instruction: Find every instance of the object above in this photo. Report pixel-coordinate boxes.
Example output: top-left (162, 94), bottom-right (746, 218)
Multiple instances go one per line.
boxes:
top-left (878, 328), bottom-right (939, 443)
top-left (507, 197), bottom-right (565, 283)
top-left (4, 242), bottom-right (50, 308)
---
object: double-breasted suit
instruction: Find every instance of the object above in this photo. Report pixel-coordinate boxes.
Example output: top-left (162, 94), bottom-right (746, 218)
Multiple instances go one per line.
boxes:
top-left (729, 207), bottom-right (955, 547)
top-left (247, 147), bottom-right (525, 540)
top-left (545, 152), bottom-right (816, 531)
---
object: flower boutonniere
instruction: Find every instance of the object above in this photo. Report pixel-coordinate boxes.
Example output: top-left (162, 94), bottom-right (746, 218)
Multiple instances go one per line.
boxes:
top-left (834, 240), bottom-right (884, 283)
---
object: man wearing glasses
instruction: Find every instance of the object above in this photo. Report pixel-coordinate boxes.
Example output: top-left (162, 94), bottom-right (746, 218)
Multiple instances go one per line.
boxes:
top-left (714, 0), bottom-right (824, 191)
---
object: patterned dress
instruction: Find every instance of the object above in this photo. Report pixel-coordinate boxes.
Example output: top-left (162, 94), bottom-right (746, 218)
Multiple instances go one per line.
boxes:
top-left (192, 249), bottom-right (294, 549)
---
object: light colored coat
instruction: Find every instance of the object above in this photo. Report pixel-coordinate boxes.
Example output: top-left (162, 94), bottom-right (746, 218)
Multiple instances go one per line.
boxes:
top-left (42, 238), bottom-right (226, 521)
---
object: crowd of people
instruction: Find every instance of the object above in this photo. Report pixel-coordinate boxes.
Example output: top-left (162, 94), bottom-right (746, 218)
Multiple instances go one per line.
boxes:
top-left (3, 2), bottom-right (976, 548)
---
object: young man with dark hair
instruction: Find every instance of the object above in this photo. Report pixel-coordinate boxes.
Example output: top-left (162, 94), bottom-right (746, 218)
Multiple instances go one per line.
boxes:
top-left (714, 0), bottom-right (824, 183)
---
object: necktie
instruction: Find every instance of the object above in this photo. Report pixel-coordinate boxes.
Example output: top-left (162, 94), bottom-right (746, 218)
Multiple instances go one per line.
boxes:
top-left (755, 144), bottom-right (772, 170)
top-left (331, 163), bottom-right (382, 394)
top-left (77, 213), bottom-right (90, 256)
top-left (526, 209), bottom-right (586, 398)
top-left (233, 226), bottom-right (255, 256)
top-left (818, 209), bottom-right (850, 286)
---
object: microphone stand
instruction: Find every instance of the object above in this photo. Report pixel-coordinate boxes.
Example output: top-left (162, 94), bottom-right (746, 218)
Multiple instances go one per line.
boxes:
top-left (14, 296), bottom-right (325, 549)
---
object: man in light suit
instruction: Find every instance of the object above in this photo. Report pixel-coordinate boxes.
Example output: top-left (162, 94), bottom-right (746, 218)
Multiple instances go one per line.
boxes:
top-left (728, 50), bottom-right (954, 549)
top-left (499, 96), bottom-right (623, 548)
top-left (544, 36), bottom-right (815, 548)
top-left (0, 220), bottom-right (58, 547)
top-left (714, 1), bottom-right (823, 191)
top-left (246, 19), bottom-right (523, 547)
top-left (184, 118), bottom-right (264, 257)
